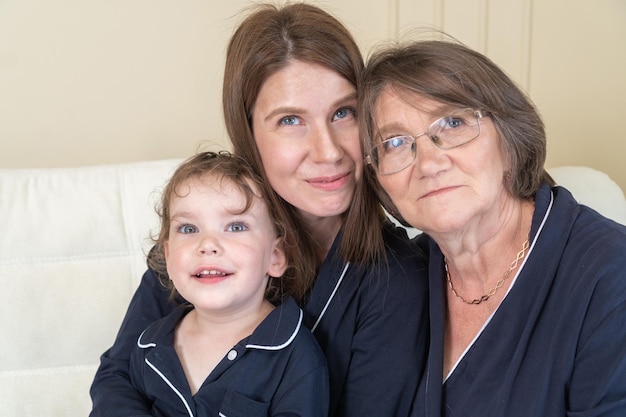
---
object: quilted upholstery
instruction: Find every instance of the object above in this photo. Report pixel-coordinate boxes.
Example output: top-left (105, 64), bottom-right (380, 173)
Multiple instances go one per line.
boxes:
top-left (0, 159), bottom-right (180, 416)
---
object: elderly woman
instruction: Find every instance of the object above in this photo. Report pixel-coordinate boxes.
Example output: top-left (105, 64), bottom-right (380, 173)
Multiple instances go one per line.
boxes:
top-left (360, 39), bottom-right (626, 416)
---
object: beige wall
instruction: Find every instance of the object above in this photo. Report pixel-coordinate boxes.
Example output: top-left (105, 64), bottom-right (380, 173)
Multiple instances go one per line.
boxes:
top-left (1, 0), bottom-right (625, 191)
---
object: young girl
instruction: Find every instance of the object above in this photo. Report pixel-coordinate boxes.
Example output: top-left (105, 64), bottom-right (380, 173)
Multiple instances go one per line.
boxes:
top-left (129, 151), bottom-right (328, 417)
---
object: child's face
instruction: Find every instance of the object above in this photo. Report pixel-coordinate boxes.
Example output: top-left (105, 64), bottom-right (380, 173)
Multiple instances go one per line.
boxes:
top-left (164, 175), bottom-right (286, 315)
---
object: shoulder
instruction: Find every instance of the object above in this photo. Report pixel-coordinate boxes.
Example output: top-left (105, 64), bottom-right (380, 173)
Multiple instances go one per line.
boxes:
top-left (347, 223), bottom-right (429, 308)
top-left (561, 194), bottom-right (626, 263)
top-left (137, 307), bottom-right (188, 348)
top-left (381, 220), bottom-right (428, 266)
top-left (251, 298), bottom-right (325, 361)
top-left (289, 323), bottom-right (327, 368)
top-left (547, 190), bottom-right (626, 311)
top-left (283, 299), bottom-right (326, 365)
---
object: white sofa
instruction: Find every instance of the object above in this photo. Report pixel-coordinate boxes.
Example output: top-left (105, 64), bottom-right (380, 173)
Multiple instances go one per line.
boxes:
top-left (1, 160), bottom-right (625, 417)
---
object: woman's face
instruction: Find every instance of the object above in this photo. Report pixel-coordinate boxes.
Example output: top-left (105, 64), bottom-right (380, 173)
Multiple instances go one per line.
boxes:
top-left (251, 61), bottom-right (362, 223)
top-left (372, 87), bottom-right (511, 237)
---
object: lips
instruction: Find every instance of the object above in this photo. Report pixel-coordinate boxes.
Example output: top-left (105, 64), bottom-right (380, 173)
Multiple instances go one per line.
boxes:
top-left (307, 172), bottom-right (351, 191)
top-left (420, 185), bottom-right (459, 199)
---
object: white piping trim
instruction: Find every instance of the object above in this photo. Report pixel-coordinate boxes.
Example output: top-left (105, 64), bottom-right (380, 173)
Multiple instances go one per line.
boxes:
top-left (444, 191), bottom-right (554, 382)
top-left (311, 262), bottom-right (350, 333)
top-left (137, 329), bottom-right (156, 349)
top-left (246, 308), bottom-right (303, 350)
top-left (146, 358), bottom-right (194, 417)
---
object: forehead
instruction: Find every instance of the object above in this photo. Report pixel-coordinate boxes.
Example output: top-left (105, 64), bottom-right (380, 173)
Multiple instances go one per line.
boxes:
top-left (374, 86), bottom-right (456, 118)
top-left (256, 60), bottom-right (356, 108)
top-left (267, 59), bottom-right (349, 85)
top-left (173, 174), bottom-right (260, 204)
top-left (373, 87), bottom-right (461, 138)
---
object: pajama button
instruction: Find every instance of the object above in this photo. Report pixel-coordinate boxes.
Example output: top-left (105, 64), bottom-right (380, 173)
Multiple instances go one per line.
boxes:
top-left (227, 350), bottom-right (237, 361)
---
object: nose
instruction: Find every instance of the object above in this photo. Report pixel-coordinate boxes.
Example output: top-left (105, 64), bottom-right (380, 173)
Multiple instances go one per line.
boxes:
top-left (309, 125), bottom-right (344, 163)
top-left (197, 232), bottom-right (221, 256)
top-left (413, 135), bottom-right (451, 177)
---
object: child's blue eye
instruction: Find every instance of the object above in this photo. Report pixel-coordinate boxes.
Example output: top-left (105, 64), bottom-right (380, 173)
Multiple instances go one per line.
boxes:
top-left (227, 222), bottom-right (248, 232)
top-left (178, 224), bottom-right (197, 234)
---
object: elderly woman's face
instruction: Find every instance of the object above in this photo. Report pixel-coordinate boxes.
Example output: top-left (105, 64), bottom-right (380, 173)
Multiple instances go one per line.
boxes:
top-left (372, 87), bottom-right (511, 236)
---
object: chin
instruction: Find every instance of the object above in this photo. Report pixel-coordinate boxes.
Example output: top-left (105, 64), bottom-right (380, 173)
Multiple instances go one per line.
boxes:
top-left (315, 196), bottom-right (352, 216)
top-left (406, 208), bottom-right (466, 235)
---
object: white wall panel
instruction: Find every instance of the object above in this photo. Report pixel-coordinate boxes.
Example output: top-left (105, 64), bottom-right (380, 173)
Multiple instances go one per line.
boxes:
top-left (396, 0), bottom-right (531, 87)
top-left (530, 0), bottom-right (626, 190)
top-left (1, 0), bottom-right (624, 190)
top-left (388, 0), bottom-right (625, 190)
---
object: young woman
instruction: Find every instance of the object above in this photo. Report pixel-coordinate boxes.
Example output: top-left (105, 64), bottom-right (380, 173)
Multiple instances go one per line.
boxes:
top-left (90, 4), bottom-right (428, 417)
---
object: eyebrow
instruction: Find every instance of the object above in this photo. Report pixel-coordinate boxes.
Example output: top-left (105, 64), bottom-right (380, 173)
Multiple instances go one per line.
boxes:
top-left (169, 211), bottom-right (195, 221)
top-left (375, 103), bottom-right (462, 136)
top-left (263, 91), bottom-right (357, 122)
top-left (375, 121), bottom-right (407, 138)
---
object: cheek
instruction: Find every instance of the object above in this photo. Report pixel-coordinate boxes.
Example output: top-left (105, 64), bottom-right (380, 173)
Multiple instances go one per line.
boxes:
top-left (378, 171), bottom-right (410, 199)
top-left (340, 124), bottom-right (361, 151)
top-left (347, 139), bottom-right (363, 175)
top-left (255, 131), bottom-right (295, 170)
top-left (257, 144), bottom-right (300, 195)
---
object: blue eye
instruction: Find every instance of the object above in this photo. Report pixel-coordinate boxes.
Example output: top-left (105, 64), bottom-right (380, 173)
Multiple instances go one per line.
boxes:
top-left (227, 222), bottom-right (248, 232)
top-left (448, 118), bottom-right (462, 128)
top-left (382, 136), bottom-right (410, 153)
top-left (438, 116), bottom-right (465, 130)
top-left (178, 224), bottom-right (197, 234)
top-left (333, 107), bottom-right (355, 121)
top-left (390, 137), bottom-right (405, 147)
top-left (279, 115), bottom-right (300, 126)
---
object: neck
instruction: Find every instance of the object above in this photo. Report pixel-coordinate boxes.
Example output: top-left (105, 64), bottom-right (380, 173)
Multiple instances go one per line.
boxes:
top-left (440, 198), bottom-right (534, 294)
top-left (300, 213), bottom-right (343, 262)
top-left (189, 300), bottom-right (275, 340)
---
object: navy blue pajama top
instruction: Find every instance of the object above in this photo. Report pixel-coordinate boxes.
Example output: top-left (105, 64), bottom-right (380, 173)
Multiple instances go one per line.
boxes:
top-left (90, 221), bottom-right (429, 417)
top-left (129, 297), bottom-right (328, 417)
top-left (413, 185), bottom-right (626, 417)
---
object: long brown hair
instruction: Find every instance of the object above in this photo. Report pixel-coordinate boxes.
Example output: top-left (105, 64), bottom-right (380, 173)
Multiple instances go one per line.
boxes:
top-left (223, 3), bottom-right (387, 266)
top-left (148, 151), bottom-right (314, 303)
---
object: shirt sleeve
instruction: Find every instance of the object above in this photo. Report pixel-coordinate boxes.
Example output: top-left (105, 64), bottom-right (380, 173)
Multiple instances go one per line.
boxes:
top-left (89, 267), bottom-right (174, 417)
top-left (568, 261), bottom-right (626, 416)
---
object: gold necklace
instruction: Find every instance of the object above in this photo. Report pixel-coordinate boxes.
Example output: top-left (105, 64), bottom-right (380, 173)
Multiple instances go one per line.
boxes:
top-left (445, 239), bottom-right (530, 305)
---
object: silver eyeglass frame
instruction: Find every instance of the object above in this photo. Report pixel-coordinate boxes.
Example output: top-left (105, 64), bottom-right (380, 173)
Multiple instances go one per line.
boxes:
top-left (365, 109), bottom-right (486, 176)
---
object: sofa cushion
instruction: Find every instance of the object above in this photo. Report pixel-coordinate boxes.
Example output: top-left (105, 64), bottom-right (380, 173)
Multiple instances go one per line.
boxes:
top-left (0, 159), bottom-right (181, 416)
top-left (549, 165), bottom-right (626, 225)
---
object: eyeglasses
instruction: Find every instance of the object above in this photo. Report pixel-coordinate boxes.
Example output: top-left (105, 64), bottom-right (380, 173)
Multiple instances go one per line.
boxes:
top-left (366, 108), bottom-right (486, 175)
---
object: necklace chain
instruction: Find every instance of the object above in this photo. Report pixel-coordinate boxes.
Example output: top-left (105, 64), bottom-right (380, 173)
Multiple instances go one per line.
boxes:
top-left (445, 239), bottom-right (530, 305)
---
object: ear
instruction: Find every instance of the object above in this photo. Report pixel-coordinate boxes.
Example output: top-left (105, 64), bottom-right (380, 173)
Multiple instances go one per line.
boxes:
top-left (267, 238), bottom-right (288, 278)
top-left (163, 241), bottom-right (173, 280)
